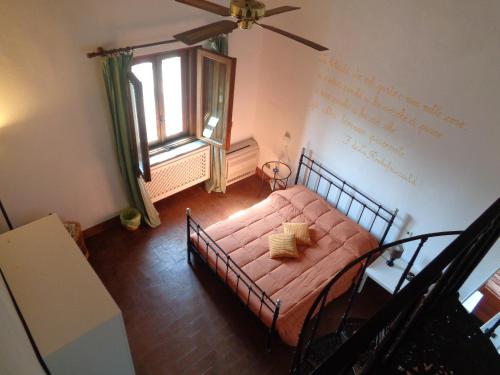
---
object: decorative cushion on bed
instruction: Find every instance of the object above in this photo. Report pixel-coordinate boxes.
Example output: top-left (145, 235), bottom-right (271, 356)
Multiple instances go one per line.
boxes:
top-left (269, 233), bottom-right (299, 259)
top-left (283, 222), bottom-right (312, 245)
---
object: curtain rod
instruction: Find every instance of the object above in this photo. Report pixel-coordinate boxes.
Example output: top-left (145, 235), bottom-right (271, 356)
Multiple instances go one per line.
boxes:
top-left (87, 38), bottom-right (179, 58)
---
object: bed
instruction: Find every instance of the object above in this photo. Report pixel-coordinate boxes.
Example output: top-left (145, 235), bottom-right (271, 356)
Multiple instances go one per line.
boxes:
top-left (186, 149), bottom-right (397, 348)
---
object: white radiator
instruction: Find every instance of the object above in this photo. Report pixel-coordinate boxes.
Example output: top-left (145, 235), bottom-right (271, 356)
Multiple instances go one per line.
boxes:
top-left (226, 138), bottom-right (259, 186)
top-left (146, 144), bottom-right (211, 202)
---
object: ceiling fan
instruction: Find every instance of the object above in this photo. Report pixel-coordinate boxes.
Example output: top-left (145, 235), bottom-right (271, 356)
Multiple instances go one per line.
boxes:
top-left (173, 0), bottom-right (328, 51)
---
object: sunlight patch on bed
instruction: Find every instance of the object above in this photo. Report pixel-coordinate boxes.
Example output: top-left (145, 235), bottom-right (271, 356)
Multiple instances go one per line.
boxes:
top-left (229, 209), bottom-right (248, 219)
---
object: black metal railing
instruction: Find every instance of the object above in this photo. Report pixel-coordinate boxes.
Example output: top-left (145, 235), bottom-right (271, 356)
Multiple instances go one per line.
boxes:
top-left (315, 197), bottom-right (500, 374)
top-left (291, 231), bottom-right (462, 374)
top-left (295, 149), bottom-right (398, 245)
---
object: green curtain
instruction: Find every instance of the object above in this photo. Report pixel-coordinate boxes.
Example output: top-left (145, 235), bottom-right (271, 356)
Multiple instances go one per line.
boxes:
top-left (206, 34), bottom-right (229, 56)
top-left (102, 53), bottom-right (161, 228)
top-left (204, 146), bottom-right (227, 193)
top-left (204, 34), bottom-right (229, 193)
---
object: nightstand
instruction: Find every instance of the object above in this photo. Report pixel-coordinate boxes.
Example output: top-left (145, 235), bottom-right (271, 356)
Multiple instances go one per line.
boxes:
top-left (261, 160), bottom-right (292, 191)
top-left (358, 253), bottom-right (420, 294)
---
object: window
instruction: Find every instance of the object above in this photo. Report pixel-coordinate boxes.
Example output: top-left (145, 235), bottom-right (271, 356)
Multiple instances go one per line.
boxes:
top-left (197, 48), bottom-right (236, 150)
top-left (127, 47), bottom-right (236, 181)
top-left (131, 50), bottom-right (189, 147)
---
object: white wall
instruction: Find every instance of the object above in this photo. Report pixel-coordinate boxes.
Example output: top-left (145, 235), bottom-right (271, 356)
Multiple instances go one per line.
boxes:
top-left (228, 30), bottom-right (264, 143)
top-left (251, 0), bottom-right (500, 298)
top-left (0, 0), bottom-right (260, 231)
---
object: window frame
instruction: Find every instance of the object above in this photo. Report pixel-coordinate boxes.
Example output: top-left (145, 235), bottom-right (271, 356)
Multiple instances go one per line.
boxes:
top-left (196, 48), bottom-right (236, 151)
top-left (132, 49), bottom-right (190, 149)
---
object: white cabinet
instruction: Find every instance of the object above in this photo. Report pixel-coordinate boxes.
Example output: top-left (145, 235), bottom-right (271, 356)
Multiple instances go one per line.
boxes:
top-left (0, 214), bottom-right (135, 375)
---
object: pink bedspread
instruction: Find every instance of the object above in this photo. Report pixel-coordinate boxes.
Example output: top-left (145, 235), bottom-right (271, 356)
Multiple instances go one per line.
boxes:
top-left (191, 185), bottom-right (378, 346)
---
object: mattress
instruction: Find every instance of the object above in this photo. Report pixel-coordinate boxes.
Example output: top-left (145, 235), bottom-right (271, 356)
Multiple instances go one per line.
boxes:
top-left (191, 184), bottom-right (378, 346)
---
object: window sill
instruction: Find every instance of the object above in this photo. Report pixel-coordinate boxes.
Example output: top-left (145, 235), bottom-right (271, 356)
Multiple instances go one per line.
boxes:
top-left (149, 138), bottom-right (208, 167)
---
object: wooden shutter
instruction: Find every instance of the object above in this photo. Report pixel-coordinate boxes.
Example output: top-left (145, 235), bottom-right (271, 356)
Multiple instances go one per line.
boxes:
top-left (128, 73), bottom-right (151, 182)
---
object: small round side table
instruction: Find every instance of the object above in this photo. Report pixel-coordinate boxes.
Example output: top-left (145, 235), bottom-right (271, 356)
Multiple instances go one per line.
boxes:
top-left (261, 161), bottom-right (292, 191)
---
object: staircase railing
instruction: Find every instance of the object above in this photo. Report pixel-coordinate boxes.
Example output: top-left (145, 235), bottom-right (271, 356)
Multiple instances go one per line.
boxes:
top-left (291, 231), bottom-right (462, 374)
top-left (291, 196), bottom-right (500, 374)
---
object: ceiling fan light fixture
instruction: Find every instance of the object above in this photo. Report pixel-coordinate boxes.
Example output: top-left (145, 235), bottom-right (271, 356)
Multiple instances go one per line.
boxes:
top-left (174, 0), bottom-right (327, 51)
top-left (230, 0), bottom-right (266, 29)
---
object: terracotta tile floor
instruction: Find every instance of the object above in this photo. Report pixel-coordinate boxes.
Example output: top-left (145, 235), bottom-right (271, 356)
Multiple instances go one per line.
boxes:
top-left (87, 176), bottom-right (389, 375)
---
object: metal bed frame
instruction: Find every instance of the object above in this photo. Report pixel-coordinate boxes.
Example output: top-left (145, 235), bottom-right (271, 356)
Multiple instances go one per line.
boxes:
top-left (185, 148), bottom-right (398, 350)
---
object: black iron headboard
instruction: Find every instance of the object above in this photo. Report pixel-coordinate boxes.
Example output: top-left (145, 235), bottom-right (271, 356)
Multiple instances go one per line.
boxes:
top-left (295, 148), bottom-right (398, 245)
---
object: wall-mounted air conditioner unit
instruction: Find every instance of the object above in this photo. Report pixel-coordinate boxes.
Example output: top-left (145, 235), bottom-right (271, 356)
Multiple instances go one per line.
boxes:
top-left (226, 138), bottom-right (259, 186)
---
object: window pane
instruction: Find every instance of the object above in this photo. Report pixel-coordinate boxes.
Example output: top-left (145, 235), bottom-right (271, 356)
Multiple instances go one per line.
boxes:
top-left (162, 57), bottom-right (184, 137)
top-left (131, 62), bottom-right (158, 144)
top-left (202, 57), bottom-right (228, 143)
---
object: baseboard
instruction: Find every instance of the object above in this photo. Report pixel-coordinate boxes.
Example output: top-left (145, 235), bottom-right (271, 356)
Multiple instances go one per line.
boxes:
top-left (255, 166), bottom-right (264, 179)
top-left (83, 216), bottom-right (120, 239)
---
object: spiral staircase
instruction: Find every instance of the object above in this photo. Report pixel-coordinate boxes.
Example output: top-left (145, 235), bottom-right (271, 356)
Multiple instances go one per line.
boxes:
top-left (291, 197), bottom-right (500, 374)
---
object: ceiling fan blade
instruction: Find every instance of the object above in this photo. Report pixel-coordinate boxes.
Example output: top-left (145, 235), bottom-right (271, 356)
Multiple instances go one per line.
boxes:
top-left (174, 20), bottom-right (239, 45)
top-left (175, 0), bottom-right (231, 17)
top-left (264, 6), bottom-right (300, 17)
top-left (257, 23), bottom-right (328, 51)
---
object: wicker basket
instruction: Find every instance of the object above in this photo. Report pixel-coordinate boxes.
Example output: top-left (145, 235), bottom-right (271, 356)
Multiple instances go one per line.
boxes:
top-left (120, 208), bottom-right (141, 231)
top-left (63, 221), bottom-right (90, 259)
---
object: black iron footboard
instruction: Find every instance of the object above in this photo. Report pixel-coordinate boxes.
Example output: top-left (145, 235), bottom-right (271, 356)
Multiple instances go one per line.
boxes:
top-left (186, 208), bottom-right (281, 351)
